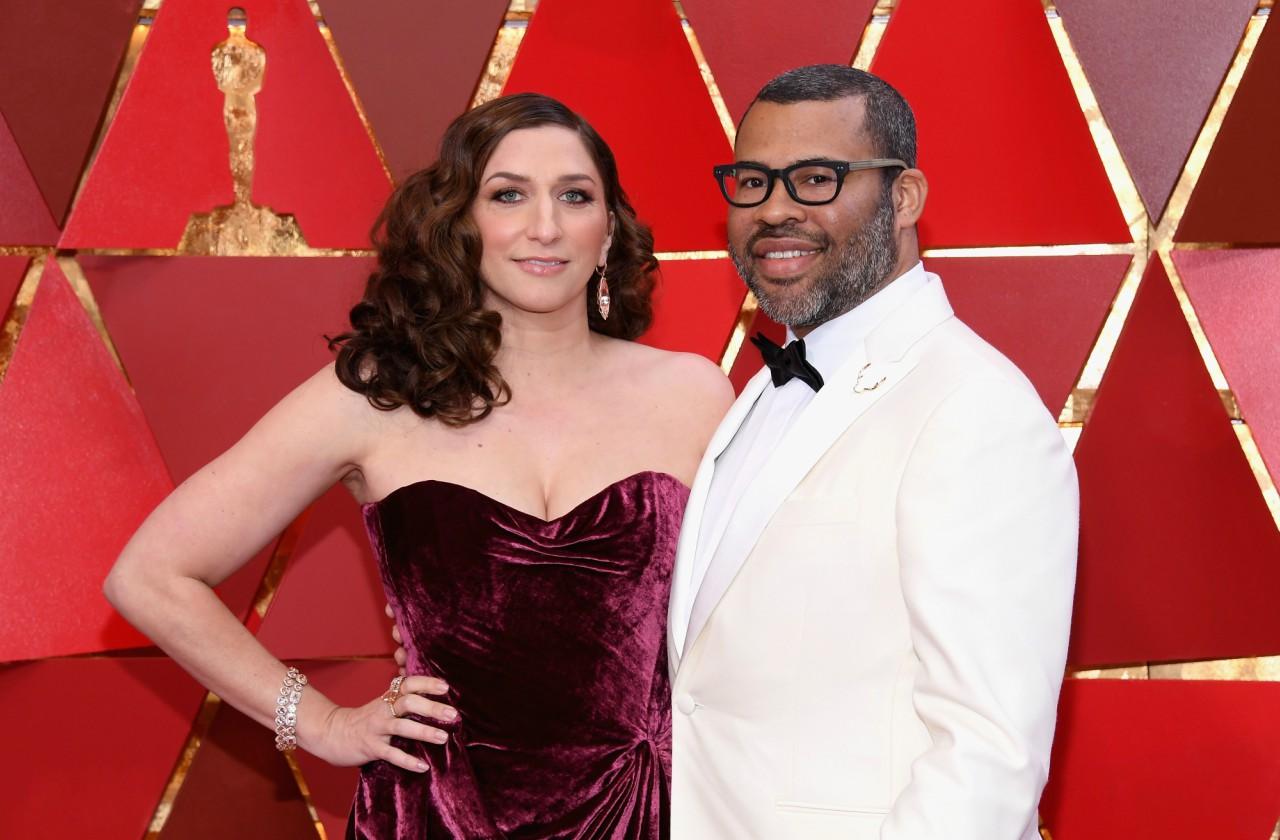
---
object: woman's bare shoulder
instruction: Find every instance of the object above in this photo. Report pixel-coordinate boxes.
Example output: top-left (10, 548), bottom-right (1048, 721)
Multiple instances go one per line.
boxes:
top-left (611, 341), bottom-right (735, 418)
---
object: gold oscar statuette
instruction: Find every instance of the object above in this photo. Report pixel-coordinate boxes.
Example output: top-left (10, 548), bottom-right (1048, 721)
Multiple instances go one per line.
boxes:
top-left (178, 7), bottom-right (310, 255)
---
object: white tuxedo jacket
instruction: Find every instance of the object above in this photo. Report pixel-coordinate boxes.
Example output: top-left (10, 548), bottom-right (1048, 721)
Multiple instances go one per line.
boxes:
top-left (667, 275), bottom-right (1078, 839)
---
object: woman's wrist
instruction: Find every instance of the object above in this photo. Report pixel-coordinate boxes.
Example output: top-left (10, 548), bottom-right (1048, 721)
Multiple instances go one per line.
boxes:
top-left (292, 686), bottom-right (338, 754)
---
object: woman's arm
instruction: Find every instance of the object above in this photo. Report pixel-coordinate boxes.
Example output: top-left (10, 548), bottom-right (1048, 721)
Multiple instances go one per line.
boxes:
top-left (105, 365), bottom-right (453, 772)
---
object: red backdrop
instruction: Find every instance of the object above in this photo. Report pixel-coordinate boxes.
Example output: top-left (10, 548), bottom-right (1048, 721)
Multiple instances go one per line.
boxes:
top-left (1, 0), bottom-right (1277, 836)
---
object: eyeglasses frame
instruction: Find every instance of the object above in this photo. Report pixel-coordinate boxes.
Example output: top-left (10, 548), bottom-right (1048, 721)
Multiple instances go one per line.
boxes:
top-left (712, 158), bottom-right (909, 208)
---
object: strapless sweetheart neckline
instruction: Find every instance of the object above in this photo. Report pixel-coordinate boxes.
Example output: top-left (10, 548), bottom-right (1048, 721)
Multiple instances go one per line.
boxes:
top-left (363, 469), bottom-right (689, 524)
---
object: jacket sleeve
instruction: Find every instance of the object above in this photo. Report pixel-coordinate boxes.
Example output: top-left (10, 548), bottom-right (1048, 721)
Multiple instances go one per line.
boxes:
top-left (883, 375), bottom-right (1078, 839)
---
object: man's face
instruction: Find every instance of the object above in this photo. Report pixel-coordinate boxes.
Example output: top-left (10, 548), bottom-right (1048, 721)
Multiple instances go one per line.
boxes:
top-left (727, 97), bottom-right (899, 330)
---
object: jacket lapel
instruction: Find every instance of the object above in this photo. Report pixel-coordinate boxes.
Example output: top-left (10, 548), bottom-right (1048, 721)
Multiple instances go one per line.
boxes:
top-left (677, 276), bottom-right (955, 666)
top-left (668, 366), bottom-right (772, 668)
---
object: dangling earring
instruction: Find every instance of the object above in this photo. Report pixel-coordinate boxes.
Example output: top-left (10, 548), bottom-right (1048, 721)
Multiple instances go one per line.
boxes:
top-left (595, 261), bottom-right (611, 320)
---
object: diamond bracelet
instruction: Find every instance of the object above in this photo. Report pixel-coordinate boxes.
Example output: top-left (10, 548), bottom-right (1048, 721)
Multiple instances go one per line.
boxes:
top-left (274, 666), bottom-right (308, 752)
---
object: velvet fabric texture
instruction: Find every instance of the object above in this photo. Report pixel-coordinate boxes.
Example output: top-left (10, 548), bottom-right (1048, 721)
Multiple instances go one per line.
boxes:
top-left (348, 471), bottom-right (688, 839)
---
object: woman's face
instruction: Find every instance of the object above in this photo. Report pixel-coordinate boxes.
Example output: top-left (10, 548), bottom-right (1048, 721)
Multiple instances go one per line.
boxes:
top-left (472, 126), bottom-right (613, 320)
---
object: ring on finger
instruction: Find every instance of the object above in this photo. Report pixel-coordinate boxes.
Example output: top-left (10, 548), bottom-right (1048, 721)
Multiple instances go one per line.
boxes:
top-left (381, 675), bottom-right (406, 718)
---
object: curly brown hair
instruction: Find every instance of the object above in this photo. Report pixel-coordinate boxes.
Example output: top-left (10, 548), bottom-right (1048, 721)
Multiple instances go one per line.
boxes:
top-left (329, 92), bottom-right (658, 426)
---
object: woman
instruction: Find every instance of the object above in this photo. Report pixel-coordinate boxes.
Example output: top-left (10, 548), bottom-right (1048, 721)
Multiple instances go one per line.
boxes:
top-left (105, 92), bottom-right (733, 837)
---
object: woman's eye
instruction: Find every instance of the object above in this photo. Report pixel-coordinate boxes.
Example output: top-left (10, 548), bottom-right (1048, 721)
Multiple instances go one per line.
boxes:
top-left (560, 189), bottom-right (593, 204)
top-left (492, 189), bottom-right (522, 203)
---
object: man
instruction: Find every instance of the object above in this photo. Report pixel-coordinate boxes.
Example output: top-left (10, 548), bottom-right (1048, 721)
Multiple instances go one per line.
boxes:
top-left (666, 65), bottom-right (1078, 838)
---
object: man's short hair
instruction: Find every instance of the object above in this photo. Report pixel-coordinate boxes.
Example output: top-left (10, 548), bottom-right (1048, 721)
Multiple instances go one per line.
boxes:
top-left (747, 65), bottom-right (917, 180)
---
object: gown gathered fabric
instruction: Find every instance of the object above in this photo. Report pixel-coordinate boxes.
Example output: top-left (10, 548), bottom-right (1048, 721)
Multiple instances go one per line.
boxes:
top-left (347, 470), bottom-right (688, 840)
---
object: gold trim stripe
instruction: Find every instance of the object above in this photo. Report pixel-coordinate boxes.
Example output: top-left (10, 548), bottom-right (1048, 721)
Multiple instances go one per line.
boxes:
top-left (250, 506), bottom-right (314, 622)
top-left (678, 10), bottom-right (736, 145)
top-left (1070, 655), bottom-right (1280, 681)
top-left (145, 692), bottom-right (221, 838)
top-left (57, 256), bottom-right (130, 382)
top-left (655, 250), bottom-right (730, 261)
top-left (471, 1), bottom-right (533, 109)
top-left (852, 1), bottom-right (897, 72)
top-left (312, 8), bottom-right (395, 185)
top-left (283, 752), bottom-right (328, 839)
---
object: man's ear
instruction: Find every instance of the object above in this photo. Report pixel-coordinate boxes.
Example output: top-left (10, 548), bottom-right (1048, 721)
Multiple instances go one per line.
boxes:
top-left (893, 168), bottom-right (928, 229)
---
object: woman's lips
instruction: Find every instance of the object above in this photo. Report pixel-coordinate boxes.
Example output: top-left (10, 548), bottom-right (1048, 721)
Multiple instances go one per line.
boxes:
top-left (514, 258), bottom-right (569, 276)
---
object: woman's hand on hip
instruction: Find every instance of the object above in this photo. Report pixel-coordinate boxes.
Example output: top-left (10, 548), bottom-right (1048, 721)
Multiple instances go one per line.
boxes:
top-left (302, 676), bottom-right (456, 773)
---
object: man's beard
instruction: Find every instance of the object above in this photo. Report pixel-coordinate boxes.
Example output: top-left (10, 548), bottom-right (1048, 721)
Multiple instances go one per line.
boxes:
top-left (730, 191), bottom-right (899, 330)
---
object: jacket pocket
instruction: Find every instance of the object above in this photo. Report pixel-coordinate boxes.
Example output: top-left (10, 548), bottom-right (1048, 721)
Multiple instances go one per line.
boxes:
top-left (775, 800), bottom-right (889, 816)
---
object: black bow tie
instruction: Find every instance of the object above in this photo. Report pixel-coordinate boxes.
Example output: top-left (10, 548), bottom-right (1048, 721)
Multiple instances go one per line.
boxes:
top-left (751, 332), bottom-right (824, 392)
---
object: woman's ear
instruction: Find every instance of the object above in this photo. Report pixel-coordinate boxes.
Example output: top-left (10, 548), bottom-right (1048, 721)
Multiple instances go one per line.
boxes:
top-left (599, 211), bottom-right (616, 266)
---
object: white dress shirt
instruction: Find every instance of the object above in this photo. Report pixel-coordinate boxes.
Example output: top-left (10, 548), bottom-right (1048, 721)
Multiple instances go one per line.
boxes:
top-left (682, 261), bottom-right (929, 651)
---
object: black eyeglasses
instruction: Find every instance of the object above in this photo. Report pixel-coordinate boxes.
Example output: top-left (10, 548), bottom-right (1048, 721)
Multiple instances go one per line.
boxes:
top-left (712, 158), bottom-right (907, 208)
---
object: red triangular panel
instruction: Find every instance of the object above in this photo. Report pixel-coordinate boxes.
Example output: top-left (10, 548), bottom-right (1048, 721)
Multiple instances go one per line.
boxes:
top-left (1178, 13), bottom-right (1280, 243)
top-left (639, 258), bottom-right (747, 361)
top-left (320, 0), bottom-right (508, 182)
top-left (503, 0), bottom-right (733, 252)
top-left (0, 0), bottom-right (140, 224)
top-left (1070, 260), bottom-right (1280, 666)
top-left (0, 256), bottom-right (29, 318)
top-left (61, 0), bottom-right (390, 250)
top-left (870, 0), bottom-right (1129, 247)
top-left (256, 485), bottom-right (387, 658)
top-left (0, 111), bottom-right (59, 245)
top-left (1040, 680), bottom-right (1280, 839)
top-left (926, 254), bottom-right (1129, 414)
top-left (0, 257), bottom-right (172, 660)
top-left (1174, 248), bottom-right (1280, 482)
top-left (157, 701), bottom-right (318, 839)
top-left (1056, 0), bottom-right (1256, 219)
top-left (727, 306), bottom-right (785, 394)
top-left (291, 659), bottom-right (398, 838)
top-left (81, 255), bottom-right (372, 620)
top-left (681, 0), bottom-right (875, 123)
top-left (0, 658), bottom-right (206, 839)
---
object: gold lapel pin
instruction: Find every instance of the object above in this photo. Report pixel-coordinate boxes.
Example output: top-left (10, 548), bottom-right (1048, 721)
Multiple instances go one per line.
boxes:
top-left (853, 363), bottom-right (887, 394)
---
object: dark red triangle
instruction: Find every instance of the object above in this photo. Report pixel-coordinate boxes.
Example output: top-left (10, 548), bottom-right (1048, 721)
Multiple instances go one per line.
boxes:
top-left (80, 255), bottom-right (372, 622)
top-left (870, 0), bottom-right (1129, 247)
top-left (503, 0), bottom-right (733, 252)
top-left (0, 112), bottom-right (59, 245)
top-left (0, 256), bottom-right (30, 318)
top-left (0, 257), bottom-right (172, 660)
top-left (1070, 259), bottom-right (1280, 666)
top-left (1178, 13), bottom-right (1280, 243)
top-left (0, 657), bottom-right (206, 839)
top-left (1040, 680), bottom-right (1280, 839)
top-left (157, 700), bottom-right (318, 839)
top-left (639, 258), bottom-right (747, 361)
top-left (61, 0), bottom-right (390, 249)
top-left (926, 255), bottom-right (1129, 414)
top-left (1055, 0), bottom-right (1256, 219)
top-left (256, 484), bottom-right (388, 658)
top-left (0, 0), bottom-right (140, 224)
top-left (681, 0), bottom-right (875, 123)
top-left (319, 0), bottom-right (508, 182)
top-left (1174, 248), bottom-right (1280, 483)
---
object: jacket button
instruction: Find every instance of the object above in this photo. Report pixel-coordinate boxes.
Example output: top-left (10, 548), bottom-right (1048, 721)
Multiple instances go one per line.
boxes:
top-left (676, 694), bottom-right (697, 715)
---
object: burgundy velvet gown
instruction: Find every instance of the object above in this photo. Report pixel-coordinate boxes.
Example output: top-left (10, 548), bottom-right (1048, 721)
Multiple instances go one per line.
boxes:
top-left (348, 470), bottom-right (688, 840)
